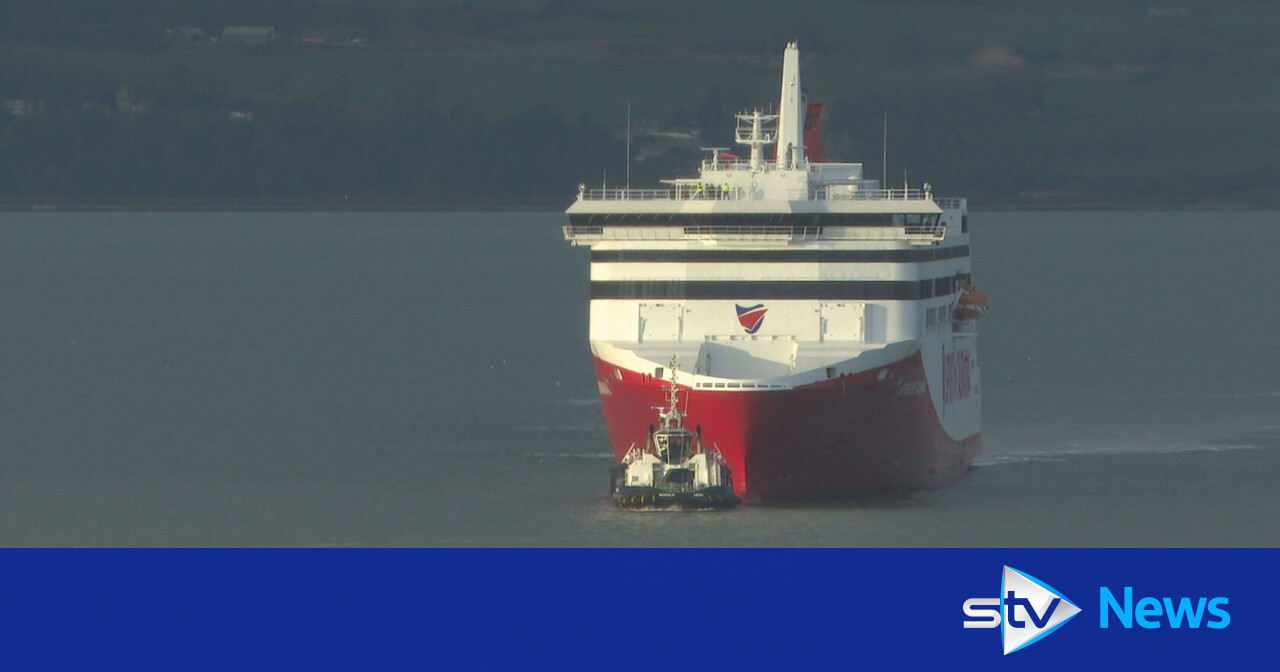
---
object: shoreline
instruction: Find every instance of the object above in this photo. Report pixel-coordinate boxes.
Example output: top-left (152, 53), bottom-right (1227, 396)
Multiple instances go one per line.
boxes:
top-left (1, 198), bottom-right (1275, 213)
top-left (0, 198), bottom-right (571, 213)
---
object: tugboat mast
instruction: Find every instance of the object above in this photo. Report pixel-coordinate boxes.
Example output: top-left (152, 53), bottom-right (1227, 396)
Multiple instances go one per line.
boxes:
top-left (658, 354), bottom-right (683, 432)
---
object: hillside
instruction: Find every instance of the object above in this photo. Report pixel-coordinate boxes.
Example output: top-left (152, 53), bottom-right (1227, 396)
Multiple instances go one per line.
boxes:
top-left (1, 0), bottom-right (1278, 208)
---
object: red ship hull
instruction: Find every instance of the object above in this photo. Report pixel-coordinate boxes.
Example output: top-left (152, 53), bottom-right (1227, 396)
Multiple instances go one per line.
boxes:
top-left (593, 351), bottom-right (980, 502)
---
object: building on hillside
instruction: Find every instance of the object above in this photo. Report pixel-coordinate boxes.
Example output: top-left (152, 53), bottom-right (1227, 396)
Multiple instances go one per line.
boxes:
top-left (298, 26), bottom-right (369, 47)
top-left (115, 87), bottom-right (150, 116)
top-left (220, 26), bottom-right (276, 46)
top-left (1, 99), bottom-right (45, 119)
top-left (163, 27), bottom-right (209, 47)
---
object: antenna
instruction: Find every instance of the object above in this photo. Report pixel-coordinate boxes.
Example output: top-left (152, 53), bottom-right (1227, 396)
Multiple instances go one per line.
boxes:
top-left (626, 101), bottom-right (632, 189)
top-left (882, 110), bottom-right (888, 187)
top-left (654, 353), bottom-right (683, 431)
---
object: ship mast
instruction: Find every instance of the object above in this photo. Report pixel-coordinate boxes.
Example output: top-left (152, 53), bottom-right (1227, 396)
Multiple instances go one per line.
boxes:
top-left (776, 41), bottom-right (805, 170)
top-left (735, 109), bottom-right (777, 172)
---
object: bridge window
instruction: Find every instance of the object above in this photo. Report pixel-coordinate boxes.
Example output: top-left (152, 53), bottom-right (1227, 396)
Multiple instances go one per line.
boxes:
top-left (894, 214), bottom-right (940, 227)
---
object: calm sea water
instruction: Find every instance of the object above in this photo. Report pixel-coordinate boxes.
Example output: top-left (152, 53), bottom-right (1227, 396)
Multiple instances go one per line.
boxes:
top-left (0, 211), bottom-right (1276, 547)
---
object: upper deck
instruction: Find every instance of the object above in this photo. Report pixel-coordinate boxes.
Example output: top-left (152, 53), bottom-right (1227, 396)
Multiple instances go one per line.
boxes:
top-left (565, 42), bottom-right (966, 245)
top-left (566, 125), bottom-right (953, 217)
top-left (565, 184), bottom-right (967, 245)
top-left (578, 178), bottom-right (932, 205)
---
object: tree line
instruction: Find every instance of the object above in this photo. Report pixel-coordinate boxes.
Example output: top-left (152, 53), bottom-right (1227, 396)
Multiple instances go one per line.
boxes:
top-left (0, 101), bottom-right (631, 207)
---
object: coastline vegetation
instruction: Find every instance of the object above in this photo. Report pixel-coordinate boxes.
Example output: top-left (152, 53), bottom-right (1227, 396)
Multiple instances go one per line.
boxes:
top-left (1, 0), bottom-right (1277, 209)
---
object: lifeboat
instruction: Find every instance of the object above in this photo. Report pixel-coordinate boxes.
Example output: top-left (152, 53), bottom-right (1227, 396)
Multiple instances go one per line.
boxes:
top-left (954, 284), bottom-right (988, 321)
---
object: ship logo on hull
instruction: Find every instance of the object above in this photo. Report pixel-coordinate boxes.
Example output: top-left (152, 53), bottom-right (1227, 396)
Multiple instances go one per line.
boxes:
top-left (735, 303), bottom-right (768, 334)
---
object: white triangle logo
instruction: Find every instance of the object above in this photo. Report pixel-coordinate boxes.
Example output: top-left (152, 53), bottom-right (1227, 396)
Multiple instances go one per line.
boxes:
top-left (1001, 566), bottom-right (1081, 655)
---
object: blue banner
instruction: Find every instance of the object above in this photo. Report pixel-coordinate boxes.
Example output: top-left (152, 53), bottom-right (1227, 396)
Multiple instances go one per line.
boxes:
top-left (0, 550), bottom-right (1272, 668)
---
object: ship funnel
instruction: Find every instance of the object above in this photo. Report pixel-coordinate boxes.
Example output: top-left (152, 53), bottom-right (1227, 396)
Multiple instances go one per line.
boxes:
top-left (776, 42), bottom-right (805, 170)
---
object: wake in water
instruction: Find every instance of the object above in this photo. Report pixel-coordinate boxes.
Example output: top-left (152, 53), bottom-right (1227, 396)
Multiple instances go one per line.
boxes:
top-left (604, 506), bottom-right (737, 513)
top-left (1146, 390), bottom-right (1280, 401)
top-left (977, 426), bottom-right (1280, 467)
top-left (549, 398), bottom-right (603, 407)
top-left (523, 423), bottom-right (604, 434)
top-left (524, 452), bottom-right (613, 460)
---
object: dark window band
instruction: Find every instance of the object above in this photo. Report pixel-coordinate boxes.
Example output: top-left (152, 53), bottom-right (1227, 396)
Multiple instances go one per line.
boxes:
top-left (592, 275), bottom-right (971, 301)
top-left (590, 246), bottom-right (969, 264)
top-left (569, 213), bottom-right (917, 228)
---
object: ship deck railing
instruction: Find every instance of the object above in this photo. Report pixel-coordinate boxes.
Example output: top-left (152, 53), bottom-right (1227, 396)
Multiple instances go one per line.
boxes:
top-left (933, 197), bottom-right (967, 210)
top-left (563, 224), bottom-right (944, 244)
top-left (578, 186), bottom-right (940, 202)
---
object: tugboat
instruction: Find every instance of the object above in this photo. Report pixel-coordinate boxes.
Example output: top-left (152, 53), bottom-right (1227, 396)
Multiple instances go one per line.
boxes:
top-left (610, 363), bottom-right (740, 509)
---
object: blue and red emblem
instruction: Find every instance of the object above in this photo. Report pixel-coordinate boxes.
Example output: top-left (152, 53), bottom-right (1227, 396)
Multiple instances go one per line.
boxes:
top-left (735, 303), bottom-right (768, 334)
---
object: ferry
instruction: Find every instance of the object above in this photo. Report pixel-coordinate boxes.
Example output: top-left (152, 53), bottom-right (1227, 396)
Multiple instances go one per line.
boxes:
top-left (564, 43), bottom-right (983, 501)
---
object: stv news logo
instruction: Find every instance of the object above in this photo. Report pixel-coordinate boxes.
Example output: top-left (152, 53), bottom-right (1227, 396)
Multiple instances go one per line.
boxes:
top-left (963, 566), bottom-right (1081, 655)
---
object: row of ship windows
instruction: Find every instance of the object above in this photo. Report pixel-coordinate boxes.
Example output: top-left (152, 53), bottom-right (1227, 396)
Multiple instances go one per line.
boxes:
top-left (925, 305), bottom-right (951, 332)
top-left (692, 382), bottom-right (789, 389)
top-left (592, 274), bottom-right (972, 301)
top-left (569, 213), bottom-right (941, 228)
top-left (590, 245), bottom-right (970, 263)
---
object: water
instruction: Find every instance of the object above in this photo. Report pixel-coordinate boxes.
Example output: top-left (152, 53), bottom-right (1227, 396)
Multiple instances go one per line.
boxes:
top-left (0, 211), bottom-right (1276, 547)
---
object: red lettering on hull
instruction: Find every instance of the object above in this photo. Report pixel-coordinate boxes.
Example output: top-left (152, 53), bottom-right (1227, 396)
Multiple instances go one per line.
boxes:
top-left (944, 350), bottom-right (973, 404)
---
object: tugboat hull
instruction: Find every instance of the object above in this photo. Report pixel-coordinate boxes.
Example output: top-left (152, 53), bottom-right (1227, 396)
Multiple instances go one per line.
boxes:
top-left (612, 485), bottom-right (740, 509)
